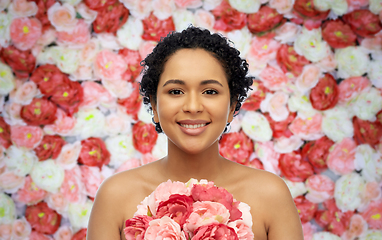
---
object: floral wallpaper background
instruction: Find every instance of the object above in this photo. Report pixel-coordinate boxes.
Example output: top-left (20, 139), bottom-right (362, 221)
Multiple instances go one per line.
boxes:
top-left (0, 0), bottom-right (382, 239)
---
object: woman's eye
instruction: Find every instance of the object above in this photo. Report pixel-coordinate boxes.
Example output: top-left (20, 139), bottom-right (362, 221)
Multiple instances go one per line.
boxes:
top-left (169, 89), bottom-right (183, 95)
top-left (204, 89), bottom-right (218, 95)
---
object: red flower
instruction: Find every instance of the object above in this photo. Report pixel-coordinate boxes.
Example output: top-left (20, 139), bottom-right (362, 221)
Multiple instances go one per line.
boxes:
top-left (322, 19), bottom-right (357, 49)
top-left (0, 116), bottom-right (12, 149)
top-left (118, 82), bottom-right (142, 120)
top-left (141, 13), bottom-right (175, 42)
top-left (211, 0), bottom-right (247, 32)
top-left (219, 131), bottom-right (254, 165)
top-left (124, 215), bottom-right (153, 240)
top-left (0, 46), bottom-right (36, 79)
top-left (92, 1), bottom-right (129, 35)
top-left (83, 0), bottom-right (117, 11)
top-left (310, 73), bottom-right (339, 111)
top-left (353, 116), bottom-right (382, 147)
top-left (293, 0), bottom-right (330, 21)
top-left (279, 151), bottom-right (314, 182)
top-left (30, 64), bottom-right (70, 96)
top-left (193, 223), bottom-right (239, 240)
top-left (294, 195), bottom-right (318, 223)
top-left (72, 228), bottom-right (87, 240)
top-left (50, 80), bottom-right (84, 116)
top-left (25, 201), bottom-right (62, 235)
top-left (34, 135), bottom-right (66, 161)
top-left (191, 183), bottom-right (242, 221)
top-left (301, 136), bottom-right (333, 171)
top-left (132, 121), bottom-right (158, 154)
top-left (118, 48), bottom-right (143, 82)
top-left (315, 199), bottom-right (354, 236)
top-left (30, 0), bottom-right (56, 32)
top-left (343, 9), bottom-right (382, 38)
top-left (78, 137), bottom-right (111, 169)
top-left (247, 5), bottom-right (285, 38)
top-left (246, 158), bottom-right (264, 170)
top-left (377, 110), bottom-right (382, 125)
top-left (241, 80), bottom-right (269, 111)
top-left (276, 44), bottom-right (311, 77)
top-left (361, 200), bottom-right (382, 229)
top-left (20, 98), bottom-right (57, 126)
top-left (156, 194), bottom-right (194, 226)
top-left (264, 112), bottom-right (296, 139)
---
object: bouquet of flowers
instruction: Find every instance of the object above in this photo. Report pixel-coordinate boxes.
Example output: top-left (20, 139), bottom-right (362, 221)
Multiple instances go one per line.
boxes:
top-left (124, 179), bottom-right (254, 240)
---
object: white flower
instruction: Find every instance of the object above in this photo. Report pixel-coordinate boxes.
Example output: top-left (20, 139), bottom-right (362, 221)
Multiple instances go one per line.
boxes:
top-left (294, 27), bottom-right (330, 62)
top-left (194, 9), bottom-right (215, 31)
top-left (76, 3), bottom-right (98, 25)
top-left (283, 178), bottom-right (307, 198)
top-left (0, 0), bottom-right (10, 11)
top-left (0, 62), bottom-right (15, 95)
top-left (73, 108), bottom-right (106, 140)
top-left (56, 141), bottom-right (82, 170)
top-left (0, 170), bottom-right (25, 194)
top-left (228, 0), bottom-right (260, 13)
top-left (121, 0), bottom-right (152, 20)
top-left (0, 193), bottom-right (16, 224)
top-left (260, 91), bottom-right (289, 122)
top-left (330, 0), bottom-right (348, 16)
top-left (237, 202), bottom-right (252, 227)
top-left (8, 0), bottom-right (38, 18)
top-left (368, 58), bottom-right (382, 88)
top-left (12, 81), bottom-right (40, 105)
top-left (152, 0), bottom-right (176, 20)
top-left (369, 0), bottom-right (382, 14)
top-left (172, 9), bottom-right (195, 32)
top-left (49, 46), bottom-right (80, 74)
top-left (117, 16), bottom-right (143, 50)
top-left (352, 87), bottom-right (382, 121)
top-left (287, 93), bottom-right (316, 116)
top-left (60, 0), bottom-right (81, 6)
top-left (334, 172), bottom-right (365, 212)
top-left (313, 0), bottom-right (331, 11)
top-left (0, 12), bottom-right (11, 47)
top-left (102, 79), bottom-right (133, 99)
top-left (335, 47), bottom-right (370, 79)
top-left (4, 146), bottom-right (37, 177)
top-left (30, 159), bottom-right (65, 193)
top-left (273, 136), bottom-right (304, 153)
top-left (359, 230), bottom-right (382, 240)
top-left (269, 0), bottom-right (295, 14)
top-left (105, 134), bottom-right (136, 168)
top-left (104, 109), bottom-right (133, 136)
top-left (322, 106), bottom-right (354, 142)
top-left (312, 232), bottom-right (341, 240)
top-left (354, 144), bottom-right (382, 183)
top-left (68, 199), bottom-right (93, 231)
top-left (274, 22), bottom-right (301, 44)
top-left (203, 0), bottom-right (223, 11)
top-left (226, 27), bottom-right (252, 59)
top-left (47, 2), bottom-right (78, 32)
top-left (97, 32), bottom-right (123, 50)
top-left (151, 134), bottom-right (168, 160)
top-left (138, 103), bottom-right (153, 124)
top-left (241, 111), bottom-right (272, 142)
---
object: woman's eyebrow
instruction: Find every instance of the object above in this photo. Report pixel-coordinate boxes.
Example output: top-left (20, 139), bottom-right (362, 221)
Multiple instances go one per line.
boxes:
top-left (200, 79), bottom-right (223, 87)
top-left (162, 79), bottom-right (224, 87)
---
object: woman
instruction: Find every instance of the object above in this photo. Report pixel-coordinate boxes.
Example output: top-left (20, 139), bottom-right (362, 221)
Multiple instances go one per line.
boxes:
top-left (87, 26), bottom-right (303, 240)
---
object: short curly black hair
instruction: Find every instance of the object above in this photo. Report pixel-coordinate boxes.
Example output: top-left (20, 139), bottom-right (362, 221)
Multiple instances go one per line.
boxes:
top-left (140, 26), bottom-right (253, 133)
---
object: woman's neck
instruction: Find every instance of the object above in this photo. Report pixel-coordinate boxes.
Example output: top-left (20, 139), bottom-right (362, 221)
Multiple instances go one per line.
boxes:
top-left (159, 140), bottom-right (228, 183)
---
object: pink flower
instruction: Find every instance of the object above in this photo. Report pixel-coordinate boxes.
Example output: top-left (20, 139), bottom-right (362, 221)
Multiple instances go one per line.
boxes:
top-left (338, 76), bottom-right (371, 104)
top-left (81, 82), bottom-right (116, 109)
top-left (254, 141), bottom-right (281, 175)
top-left (145, 217), bottom-right (186, 240)
top-left (47, 2), bottom-right (78, 32)
top-left (289, 113), bottom-right (323, 141)
top-left (124, 215), bottom-right (153, 240)
top-left (174, 0), bottom-right (202, 8)
top-left (327, 138), bottom-right (356, 175)
top-left (194, 9), bottom-right (215, 30)
top-left (227, 220), bottom-right (253, 240)
top-left (260, 91), bottom-right (289, 122)
top-left (361, 199), bottom-right (382, 229)
top-left (0, 224), bottom-right (12, 240)
top-left (80, 165), bottom-right (102, 198)
top-left (10, 125), bottom-right (43, 150)
top-left (192, 223), bottom-right (239, 240)
top-left (3, 102), bottom-right (24, 126)
top-left (115, 158), bottom-right (141, 172)
top-left (152, 0), bottom-right (176, 20)
top-left (53, 225), bottom-right (73, 240)
top-left (269, 0), bottom-right (295, 14)
top-left (10, 17), bottom-right (42, 51)
top-left (362, 182), bottom-right (382, 205)
top-left (295, 64), bottom-right (322, 93)
top-left (0, 170), bottom-right (25, 193)
top-left (341, 214), bottom-right (368, 240)
top-left (184, 201), bottom-right (230, 234)
top-left (57, 20), bottom-right (91, 48)
top-left (55, 142), bottom-right (82, 170)
top-left (12, 217), bottom-right (31, 240)
top-left (60, 166), bottom-right (86, 203)
top-left (94, 49), bottom-right (127, 81)
top-left (8, 0), bottom-right (38, 18)
top-left (139, 40), bottom-right (157, 59)
top-left (247, 37), bottom-right (281, 63)
top-left (305, 174), bottom-right (335, 203)
top-left (259, 64), bottom-right (289, 91)
top-left (29, 230), bottom-right (53, 240)
top-left (156, 194), bottom-right (194, 226)
top-left (301, 222), bottom-right (317, 240)
top-left (13, 175), bottom-right (47, 205)
top-left (45, 192), bottom-right (69, 215)
top-left (346, 0), bottom-right (369, 11)
top-left (44, 109), bottom-right (76, 136)
top-left (12, 81), bottom-right (39, 105)
top-left (141, 153), bottom-right (158, 165)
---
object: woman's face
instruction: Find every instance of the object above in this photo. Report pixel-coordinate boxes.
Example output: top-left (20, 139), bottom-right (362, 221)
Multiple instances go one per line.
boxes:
top-left (152, 48), bottom-right (235, 155)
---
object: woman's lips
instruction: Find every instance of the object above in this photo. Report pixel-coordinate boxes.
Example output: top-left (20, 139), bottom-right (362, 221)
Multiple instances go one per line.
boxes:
top-left (177, 122), bottom-right (209, 136)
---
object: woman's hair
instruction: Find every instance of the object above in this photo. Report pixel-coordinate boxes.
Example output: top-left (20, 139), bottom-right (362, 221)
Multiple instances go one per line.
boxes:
top-left (140, 26), bottom-right (253, 133)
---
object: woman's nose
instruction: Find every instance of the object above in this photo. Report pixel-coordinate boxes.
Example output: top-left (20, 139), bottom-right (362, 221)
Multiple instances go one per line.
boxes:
top-left (182, 92), bottom-right (203, 113)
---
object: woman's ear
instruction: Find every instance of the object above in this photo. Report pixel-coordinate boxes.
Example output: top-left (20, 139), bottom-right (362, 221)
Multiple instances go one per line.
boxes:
top-left (228, 101), bottom-right (237, 123)
top-left (150, 97), bottom-right (159, 123)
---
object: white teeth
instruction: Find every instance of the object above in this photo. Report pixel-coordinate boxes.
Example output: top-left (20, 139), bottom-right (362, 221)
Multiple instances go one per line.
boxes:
top-left (180, 123), bottom-right (207, 129)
